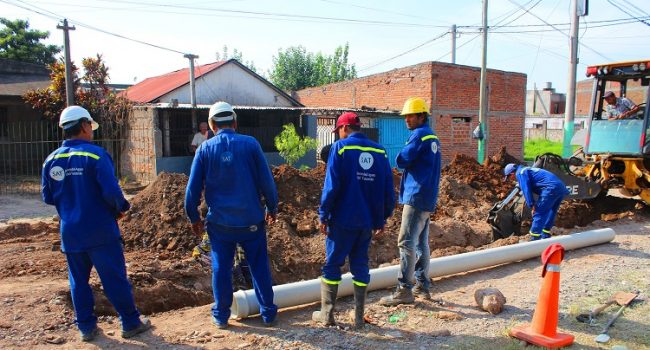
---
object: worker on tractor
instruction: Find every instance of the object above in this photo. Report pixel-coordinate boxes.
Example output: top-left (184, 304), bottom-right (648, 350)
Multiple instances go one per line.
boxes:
top-left (604, 91), bottom-right (640, 120)
top-left (315, 112), bottom-right (395, 330)
top-left (380, 97), bottom-right (441, 306)
top-left (504, 163), bottom-right (570, 240)
top-left (185, 101), bottom-right (278, 329)
top-left (41, 106), bottom-right (151, 342)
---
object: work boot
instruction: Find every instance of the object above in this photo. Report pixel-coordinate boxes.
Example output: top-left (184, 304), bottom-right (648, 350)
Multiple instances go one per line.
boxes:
top-left (121, 318), bottom-right (151, 339)
top-left (413, 283), bottom-right (431, 300)
top-left (353, 285), bottom-right (367, 330)
top-left (312, 281), bottom-right (338, 326)
top-left (80, 327), bottom-right (99, 342)
top-left (529, 232), bottom-right (542, 241)
top-left (379, 286), bottom-right (414, 306)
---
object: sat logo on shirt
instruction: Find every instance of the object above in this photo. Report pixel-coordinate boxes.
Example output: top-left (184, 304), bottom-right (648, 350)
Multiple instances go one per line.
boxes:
top-left (359, 152), bottom-right (374, 170)
top-left (221, 151), bottom-right (233, 163)
top-left (431, 142), bottom-right (438, 154)
top-left (50, 166), bottom-right (65, 181)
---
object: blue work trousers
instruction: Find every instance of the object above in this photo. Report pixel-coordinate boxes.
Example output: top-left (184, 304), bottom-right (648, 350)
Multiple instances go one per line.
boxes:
top-left (397, 205), bottom-right (431, 290)
top-left (322, 225), bottom-right (372, 285)
top-left (207, 224), bottom-right (277, 324)
top-left (530, 190), bottom-right (566, 234)
top-left (65, 240), bottom-right (141, 333)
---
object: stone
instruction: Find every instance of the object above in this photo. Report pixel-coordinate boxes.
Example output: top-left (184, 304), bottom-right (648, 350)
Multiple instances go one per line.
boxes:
top-left (474, 288), bottom-right (507, 315)
top-left (431, 329), bottom-right (452, 337)
top-left (106, 330), bottom-right (115, 336)
top-left (434, 311), bottom-right (464, 320)
top-left (44, 335), bottom-right (65, 344)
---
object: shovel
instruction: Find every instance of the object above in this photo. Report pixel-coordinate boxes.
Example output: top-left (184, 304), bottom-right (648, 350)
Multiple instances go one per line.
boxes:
top-left (594, 291), bottom-right (639, 343)
top-left (577, 291), bottom-right (634, 325)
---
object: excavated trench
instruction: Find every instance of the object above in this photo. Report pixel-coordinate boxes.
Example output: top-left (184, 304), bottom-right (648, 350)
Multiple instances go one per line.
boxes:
top-left (1, 147), bottom-right (647, 315)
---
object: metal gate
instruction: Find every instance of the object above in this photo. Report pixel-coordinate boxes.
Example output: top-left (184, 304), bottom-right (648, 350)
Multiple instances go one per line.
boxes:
top-left (0, 120), bottom-right (127, 194)
top-left (377, 118), bottom-right (410, 168)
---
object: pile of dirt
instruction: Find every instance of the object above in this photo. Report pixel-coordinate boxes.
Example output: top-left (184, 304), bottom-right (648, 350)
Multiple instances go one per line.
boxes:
top-left (119, 172), bottom-right (194, 256)
top-left (0, 221), bottom-right (59, 242)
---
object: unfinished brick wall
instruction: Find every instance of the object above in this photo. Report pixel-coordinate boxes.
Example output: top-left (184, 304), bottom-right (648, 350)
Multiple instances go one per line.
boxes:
top-left (121, 106), bottom-right (157, 185)
top-left (296, 61), bottom-right (527, 162)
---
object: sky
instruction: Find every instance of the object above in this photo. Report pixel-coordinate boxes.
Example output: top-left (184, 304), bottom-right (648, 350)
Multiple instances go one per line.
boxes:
top-left (2, 0), bottom-right (649, 93)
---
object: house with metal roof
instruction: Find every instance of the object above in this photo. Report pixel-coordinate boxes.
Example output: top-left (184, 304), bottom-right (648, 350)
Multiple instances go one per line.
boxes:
top-left (119, 59), bottom-right (315, 183)
top-left (122, 58), bottom-right (301, 107)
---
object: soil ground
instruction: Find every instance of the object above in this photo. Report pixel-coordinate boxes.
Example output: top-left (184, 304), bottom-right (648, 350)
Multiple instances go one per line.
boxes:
top-left (0, 148), bottom-right (648, 349)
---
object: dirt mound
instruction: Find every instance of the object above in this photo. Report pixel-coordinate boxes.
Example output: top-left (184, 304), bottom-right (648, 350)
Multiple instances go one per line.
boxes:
top-left (0, 221), bottom-right (59, 242)
top-left (119, 172), bottom-right (194, 255)
top-left (556, 196), bottom-right (648, 228)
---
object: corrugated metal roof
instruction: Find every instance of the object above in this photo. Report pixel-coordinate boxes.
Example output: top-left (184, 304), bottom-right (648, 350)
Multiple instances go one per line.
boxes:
top-left (0, 74), bottom-right (50, 96)
top-left (140, 103), bottom-right (398, 115)
top-left (122, 61), bottom-right (227, 103)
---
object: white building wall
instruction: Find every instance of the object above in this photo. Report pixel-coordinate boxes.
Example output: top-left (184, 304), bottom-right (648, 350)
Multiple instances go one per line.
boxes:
top-left (159, 63), bottom-right (294, 106)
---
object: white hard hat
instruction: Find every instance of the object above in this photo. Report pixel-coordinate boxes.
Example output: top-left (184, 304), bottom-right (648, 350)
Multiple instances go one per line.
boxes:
top-left (59, 106), bottom-right (99, 130)
top-left (209, 101), bottom-right (237, 123)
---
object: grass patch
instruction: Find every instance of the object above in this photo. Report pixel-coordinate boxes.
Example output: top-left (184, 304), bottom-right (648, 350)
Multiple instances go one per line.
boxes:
top-left (523, 139), bottom-right (579, 161)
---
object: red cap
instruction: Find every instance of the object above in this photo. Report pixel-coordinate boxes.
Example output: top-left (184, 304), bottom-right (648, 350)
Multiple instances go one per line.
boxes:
top-left (333, 112), bottom-right (361, 133)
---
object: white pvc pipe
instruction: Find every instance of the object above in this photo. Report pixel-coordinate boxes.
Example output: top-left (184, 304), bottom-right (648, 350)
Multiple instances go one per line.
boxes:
top-left (231, 228), bottom-right (615, 318)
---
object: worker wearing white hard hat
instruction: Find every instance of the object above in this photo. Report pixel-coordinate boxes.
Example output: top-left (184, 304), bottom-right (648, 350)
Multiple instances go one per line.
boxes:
top-left (185, 101), bottom-right (279, 329)
top-left (42, 105), bottom-right (151, 341)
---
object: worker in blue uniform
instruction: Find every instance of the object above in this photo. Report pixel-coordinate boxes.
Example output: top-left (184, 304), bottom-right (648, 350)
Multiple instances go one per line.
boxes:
top-left (315, 112), bottom-right (395, 329)
top-left (380, 97), bottom-right (441, 306)
top-left (41, 106), bottom-right (151, 342)
top-left (504, 163), bottom-right (570, 240)
top-left (185, 101), bottom-right (279, 329)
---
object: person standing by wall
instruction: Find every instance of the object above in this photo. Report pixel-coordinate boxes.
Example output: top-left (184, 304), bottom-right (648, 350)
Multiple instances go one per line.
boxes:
top-left (379, 97), bottom-right (441, 306)
top-left (41, 106), bottom-right (151, 342)
top-left (315, 112), bottom-right (395, 329)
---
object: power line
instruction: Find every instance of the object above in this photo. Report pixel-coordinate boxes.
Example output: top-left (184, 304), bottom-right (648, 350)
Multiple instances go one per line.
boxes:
top-left (607, 0), bottom-right (650, 27)
top-left (3, 0), bottom-right (188, 54)
top-left (357, 31), bottom-right (449, 72)
top-left (317, 0), bottom-right (442, 23)
top-left (89, 0), bottom-right (451, 28)
top-left (621, 0), bottom-right (649, 17)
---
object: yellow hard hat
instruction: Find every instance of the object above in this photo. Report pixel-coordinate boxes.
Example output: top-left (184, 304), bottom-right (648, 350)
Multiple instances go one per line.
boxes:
top-left (400, 97), bottom-right (429, 116)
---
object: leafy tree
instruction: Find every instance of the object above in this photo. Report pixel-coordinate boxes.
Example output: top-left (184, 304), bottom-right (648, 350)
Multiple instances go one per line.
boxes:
top-left (274, 124), bottom-right (317, 166)
top-left (0, 18), bottom-right (60, 65)
top-left (215, 45), bottom-right (257, 73)
top-left (23, 54), bottom-right (132, 128)
top-left (270, 43), bottom-right (357, 91)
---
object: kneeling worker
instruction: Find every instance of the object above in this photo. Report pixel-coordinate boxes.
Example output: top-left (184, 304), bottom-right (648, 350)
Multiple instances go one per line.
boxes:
top-left (504, 163), bottom-right (569, 240)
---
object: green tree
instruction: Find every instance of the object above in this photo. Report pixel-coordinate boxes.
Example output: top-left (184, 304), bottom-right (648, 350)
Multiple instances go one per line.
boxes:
top-left (23, 54), bottom-right (132, 127)
top-left (274, 124), bottom-right (317, 166)
top-left (270, 43), bottom-right (356, 91)
top-left (0, 18), bottom-right (60, 65)
top-left (215, 45), bottom-right (257, 73)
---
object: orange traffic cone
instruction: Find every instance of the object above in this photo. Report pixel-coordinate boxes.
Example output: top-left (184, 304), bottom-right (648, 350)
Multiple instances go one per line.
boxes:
top-left (510, 243), bottom-right (574, 348)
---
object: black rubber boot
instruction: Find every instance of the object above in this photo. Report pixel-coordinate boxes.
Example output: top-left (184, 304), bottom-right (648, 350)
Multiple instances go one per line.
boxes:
top-left (353, 285), bottom-right (367, 330)
top-left (312, 281), bottom-right (338, 326)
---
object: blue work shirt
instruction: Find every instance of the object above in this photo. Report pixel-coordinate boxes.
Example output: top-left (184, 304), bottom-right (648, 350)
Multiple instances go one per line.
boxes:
top-left (396, 124), bottom-right (441, 212)
top-left (319, 132), bottom-right (395, 230)
top-left (515, 166), bottom-right (570, 208)
top-left (41, 139), bottom-right (129, 253)
top-left (185, 129), bottom-right (278, 227)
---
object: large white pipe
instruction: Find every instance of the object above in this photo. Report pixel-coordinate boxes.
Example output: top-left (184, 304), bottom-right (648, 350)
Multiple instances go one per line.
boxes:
top-left (231, 228), bottom-right (615, 318)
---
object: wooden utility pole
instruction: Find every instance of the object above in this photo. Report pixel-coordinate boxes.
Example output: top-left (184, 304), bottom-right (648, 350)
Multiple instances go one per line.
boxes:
top-left (57, 19), bottom-right (75, 106)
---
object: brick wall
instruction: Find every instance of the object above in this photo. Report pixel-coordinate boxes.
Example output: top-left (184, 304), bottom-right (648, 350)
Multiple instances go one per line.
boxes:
top-left (121, 106), bottom-right (157, 185)
top-left (296, 61), bottom-right (526, 162)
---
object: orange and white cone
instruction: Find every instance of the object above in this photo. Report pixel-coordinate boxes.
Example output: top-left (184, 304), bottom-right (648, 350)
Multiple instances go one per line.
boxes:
top-left (510, 243), bottom-right (574, 348)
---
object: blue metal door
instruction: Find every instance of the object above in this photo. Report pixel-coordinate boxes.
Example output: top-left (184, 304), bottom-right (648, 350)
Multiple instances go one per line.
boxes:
top-left (377, 117), bottom-right (410, 168)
